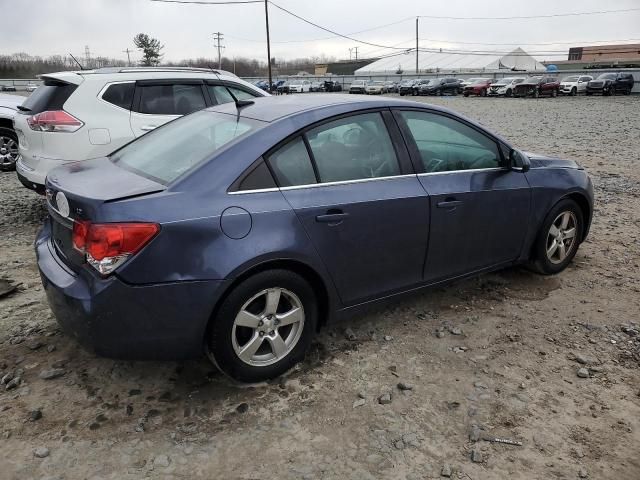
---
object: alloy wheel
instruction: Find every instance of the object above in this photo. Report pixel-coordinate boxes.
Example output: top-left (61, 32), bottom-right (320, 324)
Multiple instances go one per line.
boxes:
top-left (0, 134), bottom-right (18, 169)
top-left (231, 287), bottom-right (305, 367)
top-left (546, 211), bottom-right (578, 264)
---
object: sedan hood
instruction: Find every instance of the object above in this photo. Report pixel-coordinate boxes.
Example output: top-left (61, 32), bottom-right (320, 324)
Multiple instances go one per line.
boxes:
top-left (46, 157), bottom-right (165, 201)
top-left (525, 152), bottom-right (581, 170)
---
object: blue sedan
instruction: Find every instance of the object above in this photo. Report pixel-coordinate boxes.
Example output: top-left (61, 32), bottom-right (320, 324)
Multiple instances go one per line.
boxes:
top-left (38, 95), bottom-right (593, 382)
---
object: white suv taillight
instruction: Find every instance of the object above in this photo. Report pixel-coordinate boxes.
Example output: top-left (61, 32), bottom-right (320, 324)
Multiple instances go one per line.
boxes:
top-left (27, 110), bottom-right (84, 133)
top-left (72, 221), bottom-right (160, 275)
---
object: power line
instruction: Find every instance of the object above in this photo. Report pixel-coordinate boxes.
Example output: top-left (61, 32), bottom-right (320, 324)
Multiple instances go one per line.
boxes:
top-left (150, 0), bottom-right (261, 4)
top-left (416, 7), bottom-right (640, 20)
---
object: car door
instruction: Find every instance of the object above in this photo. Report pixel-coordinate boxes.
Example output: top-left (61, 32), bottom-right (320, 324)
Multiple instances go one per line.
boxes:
top-left (394, 109), bottom-right (531, 282)
top-left (129, 80), bottom-right (207, 137)
top-left (577, 76), bottom-right (591, 93)
top-left (265, 110), bottom-right (430, 306)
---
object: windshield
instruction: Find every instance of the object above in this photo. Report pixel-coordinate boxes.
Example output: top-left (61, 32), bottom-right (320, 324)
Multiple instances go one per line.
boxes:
top-left (111, 111), bottom-right (262, 184)
top-left (562, 76), bottom-right (579, 82)
top-left (372, 81), bottom-right (385, 86)
top-left (524, 77), bottom-right (542, 83)
top-left (471, 79), bottom-right (488, 85)
top-left (597, 73), bottom-right (616, 80)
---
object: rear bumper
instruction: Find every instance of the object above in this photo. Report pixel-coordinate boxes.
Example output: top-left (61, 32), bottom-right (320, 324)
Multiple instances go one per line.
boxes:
top-left (16, 160), bottom-right (45, 193)
top-left (36, 221), bottom-right (225, 360)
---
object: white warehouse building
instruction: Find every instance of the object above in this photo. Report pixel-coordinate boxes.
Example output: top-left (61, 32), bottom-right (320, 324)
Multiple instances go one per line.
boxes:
top-left (355, 47), bottom-right (546, 74)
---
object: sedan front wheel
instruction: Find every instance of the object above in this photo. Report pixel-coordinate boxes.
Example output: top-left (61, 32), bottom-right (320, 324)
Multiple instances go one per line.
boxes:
top-left (531, 199), bottom-right (583, 275)
top-left (208, 269), bottom-right (317, 382)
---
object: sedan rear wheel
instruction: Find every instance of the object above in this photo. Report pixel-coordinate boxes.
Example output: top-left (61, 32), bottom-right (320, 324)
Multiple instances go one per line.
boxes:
top-left (531, 199), bottom-right (584, 275)
top-left (208, 269), bottom-right (317, 382)
top-left (0, 128), bottom-right (19, 172)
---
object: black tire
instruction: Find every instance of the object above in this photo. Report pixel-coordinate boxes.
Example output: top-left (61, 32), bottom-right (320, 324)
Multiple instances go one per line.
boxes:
top-left (530, 198), bottom-right (584, 275)
top-left (480, 89), bottom-right (487, 97)
top-left (586, 91), bottom-right (592, 96)
top-left (533, 88), bottom-right (540, 99)
top-left (208, 269), bottom-right (318, 382)
top-left (505, 89), bottom-right (512, 97)
top-left (0, 127), bottom-right (19, 172)
top-left (551, 89), bottom-right (558, 98)
top-left (463, 92), bottom-right (469, 97)
top-left (570, 87), bottom-right (576, 96)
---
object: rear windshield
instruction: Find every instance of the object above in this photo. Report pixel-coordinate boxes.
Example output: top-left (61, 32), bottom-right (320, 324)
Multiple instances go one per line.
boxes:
top-left (20, 80), bottom-right (77, 114)
top-left (111, 110), bottom-right (262, 184)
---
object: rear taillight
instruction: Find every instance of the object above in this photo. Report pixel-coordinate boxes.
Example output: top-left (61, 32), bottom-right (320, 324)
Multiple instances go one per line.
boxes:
top-left (27, 110), bottom-right (83, 133)
top-left (72, 221), bottom-right (160, 275)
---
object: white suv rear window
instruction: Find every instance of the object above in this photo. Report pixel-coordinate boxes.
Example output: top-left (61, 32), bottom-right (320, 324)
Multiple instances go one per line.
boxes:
top-left (102, 83), bottom-right (134, 110)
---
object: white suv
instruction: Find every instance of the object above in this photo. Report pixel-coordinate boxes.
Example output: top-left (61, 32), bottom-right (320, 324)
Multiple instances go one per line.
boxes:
top-left (559, 75), bottom-right (593, 96)
top-left (14, 67), bottom-right (267, 192)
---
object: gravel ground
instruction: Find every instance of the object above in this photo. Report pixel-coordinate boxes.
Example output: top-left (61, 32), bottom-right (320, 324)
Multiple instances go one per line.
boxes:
top-left (1, 94), bottom-right (639, 480)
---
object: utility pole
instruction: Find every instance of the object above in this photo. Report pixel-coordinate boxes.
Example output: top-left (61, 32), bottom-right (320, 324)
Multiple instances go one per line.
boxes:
top-left (415, 17), bottom-right (419, 74)
top-left (349, 48), bottom-right (352, 60)
top-left (264, 0), bottom-right (272, 91)
top-left (213, 32), bottom-right (225, 70)
top-left (352, 46), bottom-right (359, 61)
top-left (123, 48), bottom-right (132, 66)
top-left (84, 45), bottom-right (91, 69)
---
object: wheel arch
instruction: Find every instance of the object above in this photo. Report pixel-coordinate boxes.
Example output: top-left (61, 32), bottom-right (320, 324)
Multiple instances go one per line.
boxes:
top-left (564, 192), bottom-right (591, 242)
top-left (0, 117), bottom-right (15, 130)
top-left (205, 258), bottom-right (332, 342)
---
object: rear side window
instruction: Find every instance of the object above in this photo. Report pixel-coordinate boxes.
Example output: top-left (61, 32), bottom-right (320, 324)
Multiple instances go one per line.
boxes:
top-left (101, 83), bottom-right (134, 110)
top-left (208, 85), bottom-right (258, 105)
top-left (236, 160), bottom-right (277, 191)
top-left (267, 137), bottom-right (317, 187)
top-left (20, 80), bottom-right (77, 114)
top-left (137, 84), bottom-right (206, 115)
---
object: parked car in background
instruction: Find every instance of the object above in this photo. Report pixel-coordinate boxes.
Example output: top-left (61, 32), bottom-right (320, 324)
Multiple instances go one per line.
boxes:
top-left (277, 81), bottom-right (290, 95)
top-left (419, 78), bottom-right (461, 96)
top-left (559, 75), bottom-right (592, 96)
top-left (25, 83), bottom-right (39, 93)
top-left (14, 67), bottom-right (267, 193)
top-left (463, 78), bottom-right (493, 97)
top-left (1, 85), bottom-right (17, 92)
top-left (323, 80), bottom-right (342, 92)
top-left (365, 81), bottom-right (385, 95)
top-left (384, 81), bottom-right (398, 93)
top-left (513, 76), bottom-right (560, 98)
top-left (488, 77), bottom-right (525, 97)
top-left (460, 78), bottom-right (486, 88)
top-left (254, 80), bottom-right (270, 92)
top-left (349, 80), bottom-right (367, 94)
top-left (310, 81), bottom-right (324, 92)
top-left (586, 72), bottom-right (634, 96)
top-left (398, 79), bottom-right (419, 96)
top-left (289, 79), bottom-right (311, 93)
top-left (37, 95), bottom-right (593, 382)
top-left (0, 93), bottom-right (23, 171)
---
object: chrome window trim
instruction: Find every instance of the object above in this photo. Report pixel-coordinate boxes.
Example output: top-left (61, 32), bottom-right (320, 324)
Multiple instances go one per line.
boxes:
top-left (97, 81), bottom-right (136, 112)
top-left (418, 167), bottom-right (506, 176)
top-left (228, 174), bottom-right (416, 195)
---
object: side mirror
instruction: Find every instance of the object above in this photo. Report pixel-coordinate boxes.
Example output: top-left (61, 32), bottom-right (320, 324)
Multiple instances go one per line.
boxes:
top-left (509, 149), bottom-right (530, 173)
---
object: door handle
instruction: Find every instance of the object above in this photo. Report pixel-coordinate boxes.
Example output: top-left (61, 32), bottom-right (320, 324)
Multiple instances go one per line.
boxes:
top-left (141, 125), bottom-right (157, 131)
top-left (437, 199), bottom-right (463, 209)
top-left (316, 210), bottom-right (349, 224)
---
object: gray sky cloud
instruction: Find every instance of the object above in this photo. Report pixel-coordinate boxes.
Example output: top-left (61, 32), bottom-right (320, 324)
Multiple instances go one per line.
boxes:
top-left (1, 0), bottom-right (639, 64)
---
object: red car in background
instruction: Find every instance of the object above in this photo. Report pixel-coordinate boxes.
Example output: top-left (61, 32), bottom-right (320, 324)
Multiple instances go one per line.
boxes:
top-left (513, 76), bottom-right (560, 98)
top-left (463, 79), bottom-right (493, 97)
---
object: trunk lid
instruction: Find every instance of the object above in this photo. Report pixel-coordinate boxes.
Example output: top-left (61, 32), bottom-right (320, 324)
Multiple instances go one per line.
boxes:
top-left (45, 157), bottom-right (165, 270)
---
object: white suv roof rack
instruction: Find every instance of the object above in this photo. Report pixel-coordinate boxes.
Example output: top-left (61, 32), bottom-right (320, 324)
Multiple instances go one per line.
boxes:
top-left (82, 66), bottom-right (238, 77)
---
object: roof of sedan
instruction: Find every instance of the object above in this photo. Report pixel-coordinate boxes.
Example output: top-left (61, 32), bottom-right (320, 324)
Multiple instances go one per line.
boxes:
top-left (206, 94), bottom-right (434, 123)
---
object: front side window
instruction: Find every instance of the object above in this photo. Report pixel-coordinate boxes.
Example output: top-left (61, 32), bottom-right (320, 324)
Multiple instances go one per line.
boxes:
top-left (112, 111), bottom-right (261, 184)
top-left (306, 112), bottom-right (400, 183)
top-left (398, 110), bottom-right (501, 173)
top-left (137, 84), bottom-right (206, 115)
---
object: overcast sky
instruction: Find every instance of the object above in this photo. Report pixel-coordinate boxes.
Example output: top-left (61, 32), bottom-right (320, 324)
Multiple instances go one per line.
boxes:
top-left (1, 0), bottom-right (639, 64)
